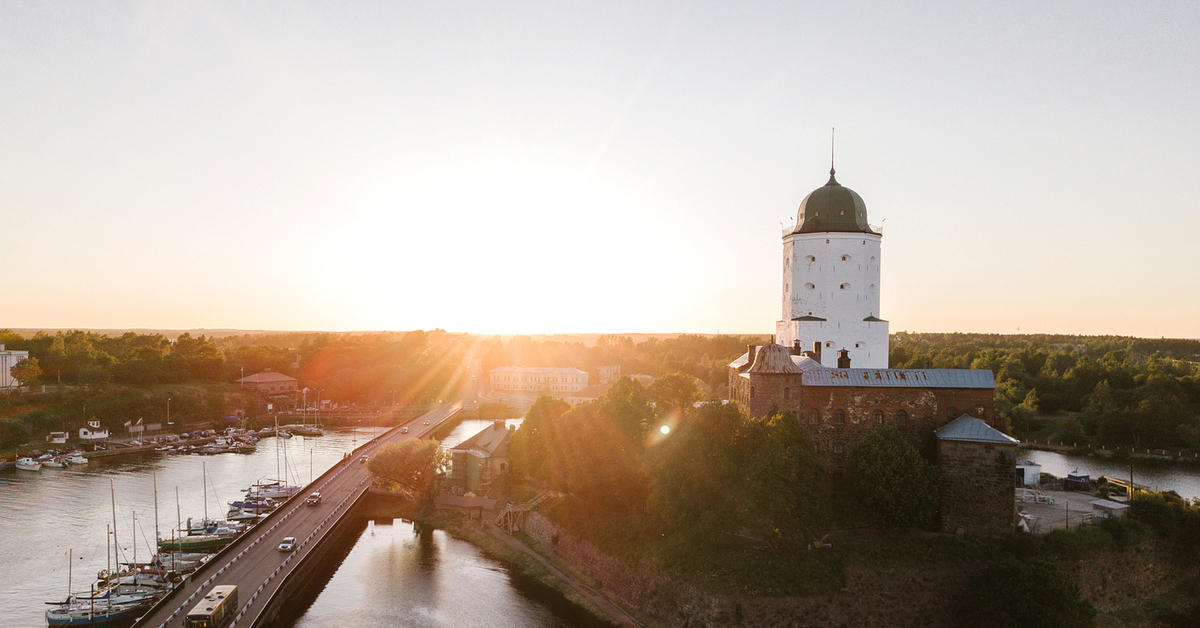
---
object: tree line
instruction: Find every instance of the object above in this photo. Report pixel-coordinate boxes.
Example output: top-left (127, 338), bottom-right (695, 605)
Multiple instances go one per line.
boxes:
top-left (891, 332), bottom-right (1200, 449)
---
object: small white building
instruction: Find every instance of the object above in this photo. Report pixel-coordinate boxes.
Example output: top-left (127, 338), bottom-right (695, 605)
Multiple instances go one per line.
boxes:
top-left (79, 419), bottom-right (109, 441)
top-left (489, 366), bottom-right (588, 394)
top-left (0, 345), bottom-right (31, 389)
top-left (1092, 499), bottom-right (1130, 520)
top-left (1016, 459), bottom-right (1043, 486)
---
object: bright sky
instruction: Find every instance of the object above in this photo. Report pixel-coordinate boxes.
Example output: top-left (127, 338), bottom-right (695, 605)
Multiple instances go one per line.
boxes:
top-left (3, 2), bottom-right (1198, 338)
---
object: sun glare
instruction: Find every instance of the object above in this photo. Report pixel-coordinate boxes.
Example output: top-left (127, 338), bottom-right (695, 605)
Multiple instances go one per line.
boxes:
top-left (326, 163), bottom-right (677, 333)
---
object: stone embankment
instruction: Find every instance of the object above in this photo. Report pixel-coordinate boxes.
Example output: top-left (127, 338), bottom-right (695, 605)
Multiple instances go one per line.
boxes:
top-left (519, 512), bottom-right (1193, 627)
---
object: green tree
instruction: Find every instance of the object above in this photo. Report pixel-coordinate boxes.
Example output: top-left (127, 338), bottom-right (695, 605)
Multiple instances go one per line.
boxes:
top-left (647, 405), bottom-right (828, 547)
top-left (510, 394), bottom-right (570, 479)
top-left (647, 372), bottom-right (704, 414)
top-left (844, 427), bottom-right (939, 533)
top-left (367, 439), bottom-right (447, 506)
top-left (740, 412), bottom-right (828, 545)
top-left (9, 357), bottom-right (42, 386)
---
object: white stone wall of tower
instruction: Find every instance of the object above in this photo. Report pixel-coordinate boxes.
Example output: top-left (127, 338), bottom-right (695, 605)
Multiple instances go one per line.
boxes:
top-left (776, 232), bottom-right (888, 368)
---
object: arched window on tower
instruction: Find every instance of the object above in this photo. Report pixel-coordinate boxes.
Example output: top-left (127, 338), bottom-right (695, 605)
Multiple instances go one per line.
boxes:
top-left (808, 409), bottom-right (819, 424)
top-left (896, 409), bottom-right (908, 426)
top-left (805, 255), bottom-right (816, 262)
top-left (872, 410), bottom-right (884, 426)
top-left (840, 283), bottom-right (851, 290)
top-left (750, 386), bottom-right (756, 399)
top-left (841, 254), bottom-right (851, 262)
top-left (804, 283), bottom-right (815, 290)
top-left (834, 409), bottom-right (846, 424)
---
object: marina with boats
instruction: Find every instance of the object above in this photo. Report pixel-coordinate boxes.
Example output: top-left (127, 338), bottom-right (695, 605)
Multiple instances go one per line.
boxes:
top-left (0, 424), bottom-right (336, 627)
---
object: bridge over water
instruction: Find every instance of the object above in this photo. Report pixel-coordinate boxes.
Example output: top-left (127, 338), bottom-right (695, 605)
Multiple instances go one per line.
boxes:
top-left (132, 405), bottom-right (463, 628)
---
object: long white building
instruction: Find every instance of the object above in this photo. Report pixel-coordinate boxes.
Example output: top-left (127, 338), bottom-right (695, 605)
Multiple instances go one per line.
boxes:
top-left (775, 167), bottom-right (889, 368)
top-left (489, 366), bottom-right (588, 394)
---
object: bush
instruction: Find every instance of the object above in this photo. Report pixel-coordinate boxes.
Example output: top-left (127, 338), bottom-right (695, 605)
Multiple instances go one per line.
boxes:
top-left (958, 555), bottom-right (1096, 628)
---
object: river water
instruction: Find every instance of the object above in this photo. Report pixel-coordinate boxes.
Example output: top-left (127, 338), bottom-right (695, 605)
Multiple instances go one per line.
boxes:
top-left (1023, 449), bottom-right (1200, 500)
top-left (0, 424), bottom-right (608, 628)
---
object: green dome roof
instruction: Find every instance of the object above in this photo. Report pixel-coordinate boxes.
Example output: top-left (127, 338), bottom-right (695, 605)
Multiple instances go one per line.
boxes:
top-left (791, 169), bottom-right (877, 235)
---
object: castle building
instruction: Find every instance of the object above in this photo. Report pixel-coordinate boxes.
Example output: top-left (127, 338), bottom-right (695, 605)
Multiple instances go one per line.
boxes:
top-left (729, 343), bottom-right (996, 470)
top-left (729, 165), bottom-right (1014, 534)
top-left (776, 168), bottom-right (888, 368)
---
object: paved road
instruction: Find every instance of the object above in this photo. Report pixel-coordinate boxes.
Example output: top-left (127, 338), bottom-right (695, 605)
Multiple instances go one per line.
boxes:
top-left (135, 405), bottom-right (461, 628)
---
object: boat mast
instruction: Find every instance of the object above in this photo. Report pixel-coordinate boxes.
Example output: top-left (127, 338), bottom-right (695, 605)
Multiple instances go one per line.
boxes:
top-left (153, 469), bottom-right (160, 547)
top-left (132, 509), bottom-right (136, 566)
top-left (203, 461), bottom-right (208, 522)
top-left (175, 487), bottom-right (182, 556)
top-left (110, 478), bottom-right (118, 574)
top-left (67, 548), bottom-right (72, 601)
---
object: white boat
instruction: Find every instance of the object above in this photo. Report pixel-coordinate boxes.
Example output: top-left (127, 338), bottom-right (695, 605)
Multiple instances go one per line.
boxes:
top-left (66, 454), bottom-right (88, 465)
top-left (42, 458), bottom-right (66, 468)
top-left (15, 457), bottom-right (41, 471)
top-left (244, 479), bottom-right (300, 500)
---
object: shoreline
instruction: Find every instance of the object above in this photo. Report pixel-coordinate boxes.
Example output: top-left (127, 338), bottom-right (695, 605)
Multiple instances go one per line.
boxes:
top-left (430, 511), bottom-right (649, 628)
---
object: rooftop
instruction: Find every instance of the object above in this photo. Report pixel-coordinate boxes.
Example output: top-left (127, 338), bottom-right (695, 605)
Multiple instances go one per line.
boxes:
top-left (237, 372), bottom-right (298, 384)
top-left (935, 414), bottom-right (1019, 445)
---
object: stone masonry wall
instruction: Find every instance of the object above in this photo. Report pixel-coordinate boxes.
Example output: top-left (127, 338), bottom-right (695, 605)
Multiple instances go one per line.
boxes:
top-left (729, 364), bottom-right (995, 471)
top-left (937, 439), bottom-right (1016, 535)
top-left (520, 513), bottom-right (1188, 627)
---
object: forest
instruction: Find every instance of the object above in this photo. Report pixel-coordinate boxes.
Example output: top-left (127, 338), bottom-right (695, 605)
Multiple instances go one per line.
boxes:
top-left (3, 329), bottom-right (1199, 452)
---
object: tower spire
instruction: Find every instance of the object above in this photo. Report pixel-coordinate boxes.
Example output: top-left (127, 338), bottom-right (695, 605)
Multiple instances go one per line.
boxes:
top-left (827, 127), bottom-right (838, 185)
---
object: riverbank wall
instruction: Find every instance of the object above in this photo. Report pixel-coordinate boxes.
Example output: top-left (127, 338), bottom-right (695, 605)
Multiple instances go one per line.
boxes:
top-left (518, 512), bottom-right (1194, 627)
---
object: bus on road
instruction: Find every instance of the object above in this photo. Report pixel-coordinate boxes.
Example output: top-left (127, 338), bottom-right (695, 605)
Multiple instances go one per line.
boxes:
top-left (185, 584), bottom-right (238, 628)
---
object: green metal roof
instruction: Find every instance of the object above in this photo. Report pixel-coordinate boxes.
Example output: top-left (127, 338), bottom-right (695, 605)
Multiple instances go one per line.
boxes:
top-left (790, 169), bottom-right (877, 235)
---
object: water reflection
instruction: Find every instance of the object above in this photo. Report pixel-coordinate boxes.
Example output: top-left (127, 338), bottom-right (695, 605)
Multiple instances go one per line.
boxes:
top-left (288, 518), bottom-right (612, 628)
top-left (1023, 449), bottom-right (1200, 499)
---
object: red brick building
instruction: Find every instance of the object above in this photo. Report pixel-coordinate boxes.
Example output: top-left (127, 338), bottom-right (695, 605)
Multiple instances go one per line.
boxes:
top-left (728, 343), bottom-right (997, 471)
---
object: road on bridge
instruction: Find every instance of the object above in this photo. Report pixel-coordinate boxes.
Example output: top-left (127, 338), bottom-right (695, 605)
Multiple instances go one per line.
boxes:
top-left (135, 404), bottom-right (462, 628)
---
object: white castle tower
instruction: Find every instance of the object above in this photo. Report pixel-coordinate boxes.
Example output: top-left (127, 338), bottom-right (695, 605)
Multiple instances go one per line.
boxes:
top-left (775, 166), bottom-right (889, 368)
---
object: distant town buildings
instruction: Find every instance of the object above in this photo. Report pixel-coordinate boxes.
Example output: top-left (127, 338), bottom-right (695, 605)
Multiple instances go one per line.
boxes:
top-left (0, 344), bottom-right (30, 389)
top-left (489, 366), bottom-right (588, 394)
top-left (564, 383), bottom-right (612, 406)
top-left (237, 371), bottom-right (299, 395)
top-left (597, 365), bottom-right (621, 384)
